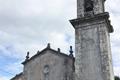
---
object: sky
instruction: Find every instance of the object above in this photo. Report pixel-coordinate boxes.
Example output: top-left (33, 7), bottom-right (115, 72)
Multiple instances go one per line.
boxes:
top-left (0, 0), bottom-right (120, 80)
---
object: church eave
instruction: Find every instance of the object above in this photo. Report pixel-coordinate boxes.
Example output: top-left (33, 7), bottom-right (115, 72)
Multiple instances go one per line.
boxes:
top-left (10, 72), bottom-right (23, 80)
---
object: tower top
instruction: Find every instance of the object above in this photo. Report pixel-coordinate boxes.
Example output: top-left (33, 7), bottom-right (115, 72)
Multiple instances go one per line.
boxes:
top-left (77, 0), bottom-right (106, 18)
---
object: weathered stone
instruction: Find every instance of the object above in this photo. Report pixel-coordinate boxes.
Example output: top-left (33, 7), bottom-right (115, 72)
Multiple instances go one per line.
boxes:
top-left (23, 49), bottom-right (74, 80)
top-left (77, 0), bottom-right (105, 18)
top-left (70, 0), bottom-right (114, 80)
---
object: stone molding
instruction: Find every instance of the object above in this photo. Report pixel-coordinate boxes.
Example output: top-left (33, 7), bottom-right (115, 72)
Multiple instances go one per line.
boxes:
top-left (70, 12), bottom-right (113, 33)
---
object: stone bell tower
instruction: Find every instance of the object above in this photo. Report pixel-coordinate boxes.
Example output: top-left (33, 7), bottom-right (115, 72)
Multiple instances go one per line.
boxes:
top-left (70, 0), bottom-right (114, 80)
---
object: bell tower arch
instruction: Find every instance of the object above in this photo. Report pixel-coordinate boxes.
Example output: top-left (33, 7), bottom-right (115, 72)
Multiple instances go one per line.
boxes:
top-left (77, 0), bottom-right (105, 18)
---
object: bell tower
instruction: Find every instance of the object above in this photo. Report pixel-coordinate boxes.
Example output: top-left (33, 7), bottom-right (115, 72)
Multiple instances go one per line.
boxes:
top-left (70, 0), bottom-right (114, 80)
top-left (77, 0), bottom-right (105, 18)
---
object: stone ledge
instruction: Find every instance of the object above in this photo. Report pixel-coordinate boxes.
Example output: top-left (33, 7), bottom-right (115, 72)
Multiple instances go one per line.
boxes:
top-left (70, 12), bottom-right (113, 33)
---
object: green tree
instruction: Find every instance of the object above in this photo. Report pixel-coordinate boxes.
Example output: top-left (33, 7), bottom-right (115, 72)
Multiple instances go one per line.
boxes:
top-left (115, 76), bottom-right (120, 80)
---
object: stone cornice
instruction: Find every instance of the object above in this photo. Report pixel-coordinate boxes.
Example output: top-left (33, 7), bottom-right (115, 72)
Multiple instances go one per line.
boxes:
top-left (70, 12), bottom-right (113, 33)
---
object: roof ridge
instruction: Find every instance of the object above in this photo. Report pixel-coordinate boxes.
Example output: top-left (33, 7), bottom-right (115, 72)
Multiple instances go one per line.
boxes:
top-left (22, 46), bottom-right (74, 65)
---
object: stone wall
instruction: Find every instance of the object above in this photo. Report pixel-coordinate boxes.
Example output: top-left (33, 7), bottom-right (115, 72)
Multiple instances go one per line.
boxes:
top-left (23, 49), bottom-right (74, 80)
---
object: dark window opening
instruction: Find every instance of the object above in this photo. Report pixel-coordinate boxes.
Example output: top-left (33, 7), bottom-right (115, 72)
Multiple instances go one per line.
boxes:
top-left (84, 0), bottom-right (94, 12)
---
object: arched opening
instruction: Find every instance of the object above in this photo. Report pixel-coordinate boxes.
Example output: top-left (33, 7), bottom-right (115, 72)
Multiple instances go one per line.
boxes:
top-left (84, 0), bottom-right (94, 12)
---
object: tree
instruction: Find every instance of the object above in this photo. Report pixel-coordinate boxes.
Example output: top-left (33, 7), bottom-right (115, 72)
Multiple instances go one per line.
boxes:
top-left (115, 76), bottom-right (120, 80)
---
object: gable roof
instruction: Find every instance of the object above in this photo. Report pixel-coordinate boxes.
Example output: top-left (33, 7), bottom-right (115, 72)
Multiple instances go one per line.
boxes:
top-left (22, 44), bottom-right (74, 65)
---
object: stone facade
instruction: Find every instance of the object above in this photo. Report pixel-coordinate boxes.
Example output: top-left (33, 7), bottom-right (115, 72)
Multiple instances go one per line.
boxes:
top-left (11, 45), bottom-right (74, 80)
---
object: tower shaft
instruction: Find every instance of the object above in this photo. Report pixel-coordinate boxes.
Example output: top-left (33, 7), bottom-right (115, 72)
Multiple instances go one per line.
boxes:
top-left (70, 0), bottom-right (114, 80)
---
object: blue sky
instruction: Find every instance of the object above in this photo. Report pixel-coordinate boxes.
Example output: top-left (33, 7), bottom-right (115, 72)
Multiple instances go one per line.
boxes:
top-left (0, 0), bottom-right (120, 80)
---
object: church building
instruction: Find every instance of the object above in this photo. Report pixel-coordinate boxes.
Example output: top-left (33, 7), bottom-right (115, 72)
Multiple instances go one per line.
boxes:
top-left (11, 0), bottom-right (114, 80)
top-left (11, 44), bottom-right (75, 80)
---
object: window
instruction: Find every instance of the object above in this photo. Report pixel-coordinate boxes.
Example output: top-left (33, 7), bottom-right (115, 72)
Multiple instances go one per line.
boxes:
top-left (43, 65), bottom-right (49, 80)
top-left (84, 0), bottom-right (94, 12)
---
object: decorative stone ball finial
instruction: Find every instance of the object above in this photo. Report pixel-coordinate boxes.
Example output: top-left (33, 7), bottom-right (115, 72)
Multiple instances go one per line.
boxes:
top-left (26, 52), bottom-right (29, 61)
top-left (58, 48), bottom-right (61, 53)
top-left (37, 50), bottom-right (40, 54)
top-left (47, 43), bottom-right (51, 49)
top-left (69, 46), bottom-right (73, 57)
top-left (69, 46), bottom-right (73, 54)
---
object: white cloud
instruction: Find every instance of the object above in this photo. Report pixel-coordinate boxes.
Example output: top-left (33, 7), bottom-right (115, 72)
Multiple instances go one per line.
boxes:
top-left (114, 66), bottom-right (120, 77)
top-left (105, 0), bottom-right (120, 77)
top-left (0, 76), bottom-right (9, 80)
top-left (4, 62), bottom-right (23, 75)
top-left (0, 1), bottom-right (75, 79)
top-left (0, 0), bottom-right (76, 58)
